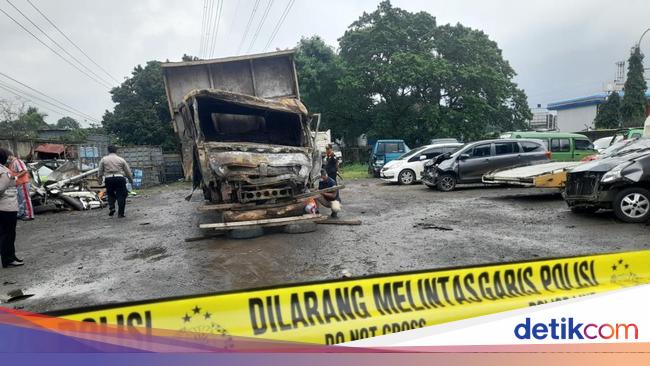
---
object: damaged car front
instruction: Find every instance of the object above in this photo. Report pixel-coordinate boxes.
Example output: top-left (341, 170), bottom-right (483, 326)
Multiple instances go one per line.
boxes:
top-left (564, 139), bottom-right (650, 222)
top-left (178, 89), bottom-right (320, 204)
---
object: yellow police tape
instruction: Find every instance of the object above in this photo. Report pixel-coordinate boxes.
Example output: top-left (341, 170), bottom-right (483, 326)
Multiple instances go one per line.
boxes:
top-left (55, 250), bottom-right (650, 345)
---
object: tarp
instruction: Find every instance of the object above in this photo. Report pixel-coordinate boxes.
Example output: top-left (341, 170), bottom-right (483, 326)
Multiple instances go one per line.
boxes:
top-left (34, 143), bottom-right (65, 155)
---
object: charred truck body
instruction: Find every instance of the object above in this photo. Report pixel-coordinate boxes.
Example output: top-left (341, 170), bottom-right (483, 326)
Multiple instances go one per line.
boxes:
top-left (161, 51), bottom-right (322, 218)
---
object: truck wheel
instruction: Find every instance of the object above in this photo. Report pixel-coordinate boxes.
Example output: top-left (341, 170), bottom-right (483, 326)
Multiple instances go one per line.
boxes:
top-left (398, 169), bottom-right (416, 185)
top-left (436, 174), bottom-right (456, 192)
top-left (570, 206), bottom-right (599, 214)
top-left (227, 228), bottom-right (264, 239)
top-left (613, 187), bottom-right (650, 223)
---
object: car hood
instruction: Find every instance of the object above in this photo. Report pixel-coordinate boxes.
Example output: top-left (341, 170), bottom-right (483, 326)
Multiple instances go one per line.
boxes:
top-left (570, 150), bottom-right (650, 173)
top-left (383, 160), bottom-right (403, 169)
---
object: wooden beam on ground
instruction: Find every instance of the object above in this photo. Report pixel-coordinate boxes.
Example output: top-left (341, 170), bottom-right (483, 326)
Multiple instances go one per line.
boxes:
top-left (199, 214), bottom-right (323, 230)
top-left (198, 185), bottom-right (346, 212)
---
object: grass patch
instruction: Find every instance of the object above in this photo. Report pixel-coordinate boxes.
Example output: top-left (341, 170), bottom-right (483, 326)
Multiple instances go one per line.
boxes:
top-left (339, 163), bottom-right (370, 180)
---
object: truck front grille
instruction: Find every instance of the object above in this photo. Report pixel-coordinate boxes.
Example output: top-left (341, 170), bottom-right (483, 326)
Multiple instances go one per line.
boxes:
top-left (565, 172), bottom-right (602, 196)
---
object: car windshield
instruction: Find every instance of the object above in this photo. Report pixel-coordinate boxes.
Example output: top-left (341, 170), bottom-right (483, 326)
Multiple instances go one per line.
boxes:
top-left (610, 138), bottom-right (650, 157)
top-left (599, 138), bottom-right (636, 157)
top-left (395, 146), bottom-right (426, 160)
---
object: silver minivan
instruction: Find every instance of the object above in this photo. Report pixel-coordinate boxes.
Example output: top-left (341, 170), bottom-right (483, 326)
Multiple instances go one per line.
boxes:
top-left (421, 139), bottom-right (551, 191)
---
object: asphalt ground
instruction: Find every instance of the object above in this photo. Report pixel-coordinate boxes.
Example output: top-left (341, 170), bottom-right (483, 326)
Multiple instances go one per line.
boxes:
top-left (2, 179), bottom-right (648, 313)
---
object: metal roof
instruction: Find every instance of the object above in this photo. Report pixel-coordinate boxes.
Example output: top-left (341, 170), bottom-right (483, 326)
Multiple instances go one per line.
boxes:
top-left (161, 49), bottom-right (296, 69)
top-left (548, 90), bottom-right (650, 111)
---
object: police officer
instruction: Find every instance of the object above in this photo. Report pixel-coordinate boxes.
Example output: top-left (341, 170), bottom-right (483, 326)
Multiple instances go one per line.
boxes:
top-left (98, 145), bottom-right (133, 218)
top-left (324, 144), bottom-right (339, 183)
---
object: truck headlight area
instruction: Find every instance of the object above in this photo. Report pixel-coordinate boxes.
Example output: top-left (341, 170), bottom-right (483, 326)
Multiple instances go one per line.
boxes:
top-left (601, 162), bottom-right (633, 184)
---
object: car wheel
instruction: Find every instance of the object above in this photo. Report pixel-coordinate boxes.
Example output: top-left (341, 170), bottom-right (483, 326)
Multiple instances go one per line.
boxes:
top-left (398, 169), bottom-right (416, 185)
top-left (436, 174), bottom-right (456, 192)
top-left (613, 187), bottom-right (650, 223)
top-left (570, 206), bottom-right (599, 214)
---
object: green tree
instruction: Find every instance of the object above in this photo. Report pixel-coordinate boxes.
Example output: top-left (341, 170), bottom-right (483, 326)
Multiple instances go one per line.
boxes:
top-left (102, 61), bottom-right (179, 152)
top-left (594, 91), bottom-right (622, 129)
top-left (336, 1), bottom-right (530, 145)
top-left (0, 102), bottom-right (48, 138)
top-left (295, 36), bottom-right (372, 143)
top-left (621, 47), bottom-right (648, 127)
top-left (56, 116), bottom-right (81, 129)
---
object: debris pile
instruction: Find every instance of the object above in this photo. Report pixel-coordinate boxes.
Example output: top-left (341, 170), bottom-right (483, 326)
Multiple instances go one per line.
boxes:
top-left (29, 161), bottom-right (104, 212)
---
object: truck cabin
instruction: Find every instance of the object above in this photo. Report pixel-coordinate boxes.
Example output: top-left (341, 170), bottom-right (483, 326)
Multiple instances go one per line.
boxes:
top-left (192, 94), bottom-right (306, 147)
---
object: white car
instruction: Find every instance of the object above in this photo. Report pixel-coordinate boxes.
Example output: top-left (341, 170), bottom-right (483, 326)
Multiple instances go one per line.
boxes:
top-left (380, 143), bottom-right (463, 184)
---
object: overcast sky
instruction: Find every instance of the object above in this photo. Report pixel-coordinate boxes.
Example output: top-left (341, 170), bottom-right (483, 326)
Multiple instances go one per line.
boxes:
top-left (1, 0), bottom-right (649, 126)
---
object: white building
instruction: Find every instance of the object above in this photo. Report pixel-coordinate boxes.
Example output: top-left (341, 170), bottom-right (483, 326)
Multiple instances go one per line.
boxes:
top-left (547, 91), bottom-right (650, 132)
top-left (529, 104), bottom-right (557, 130)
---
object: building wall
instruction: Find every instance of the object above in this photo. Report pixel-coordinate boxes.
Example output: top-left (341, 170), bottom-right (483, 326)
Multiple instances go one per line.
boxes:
top-left (556, 105), bottom-right (598, 132)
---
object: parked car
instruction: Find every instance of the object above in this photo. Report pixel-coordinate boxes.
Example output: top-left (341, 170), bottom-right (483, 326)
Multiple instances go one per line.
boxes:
top-left (563, 138), bottom-right (650, 222)
top-left (581, 138), bottom-right (639, 161)
top-left (368, 139), bottom-right (410, 177)
top-left (380, 143), bottom-right (462, 185)
top-left (429, 138), bottom-right (459, 145)
top-left (500, 131), bottom-right (596, 161)
top-left (592, 128), bottom-right (644, 153)
top-left (421, 139), bottom-right (550, 191)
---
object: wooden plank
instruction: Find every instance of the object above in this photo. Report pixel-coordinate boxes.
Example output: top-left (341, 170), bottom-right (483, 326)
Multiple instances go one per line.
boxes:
top-left (199, 214), bottom-right (323, 230)
top-left (198, 185), bottom-right (345, 212)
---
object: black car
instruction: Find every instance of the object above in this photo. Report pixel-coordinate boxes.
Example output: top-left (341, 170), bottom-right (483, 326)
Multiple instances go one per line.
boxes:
top-left (422, 139), bottom-right (550, 191)
top-left (564, 139), bottom-right (650, 223)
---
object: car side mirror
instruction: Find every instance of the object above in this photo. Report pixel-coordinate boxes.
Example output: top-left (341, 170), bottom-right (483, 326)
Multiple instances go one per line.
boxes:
top-left (459, 153), bottom-right (470, 160)
top-left (419, 155), bottom-right (427, 161)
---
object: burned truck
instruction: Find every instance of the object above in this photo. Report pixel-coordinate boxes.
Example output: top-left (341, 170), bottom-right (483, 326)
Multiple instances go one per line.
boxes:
top-left (161, 51), bottom-right (323, 221)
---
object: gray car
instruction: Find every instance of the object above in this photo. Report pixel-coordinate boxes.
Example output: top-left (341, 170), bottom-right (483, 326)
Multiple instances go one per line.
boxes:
top-left (421, 139), bottom-right (550, 191)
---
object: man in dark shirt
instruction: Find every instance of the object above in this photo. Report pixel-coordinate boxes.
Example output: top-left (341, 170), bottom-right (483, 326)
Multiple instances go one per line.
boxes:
top-left (324, 144), bottom-right (339, 183)
top-left (316, 169), bottom-right (341, 218)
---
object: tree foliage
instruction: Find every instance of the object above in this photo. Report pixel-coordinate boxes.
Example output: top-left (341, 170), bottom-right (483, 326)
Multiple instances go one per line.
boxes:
top-left (56, 116), bottom-right (81, 130)
top-left (594, 91), bottom-right (622, 129)
top-left (0, 100), bottom-right (48, 138)
top-left (313, 0), bottom-right (532, 146)
top-left (621, 47), bottom-right (648, 127)
top-left (102, 61), bottom-right (179, 152)
top-left (295, 36), bottom-right (372, 143)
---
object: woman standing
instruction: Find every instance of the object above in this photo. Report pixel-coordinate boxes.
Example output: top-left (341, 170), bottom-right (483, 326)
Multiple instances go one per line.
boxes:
top-left (0, 148), bottom-right (23, 268)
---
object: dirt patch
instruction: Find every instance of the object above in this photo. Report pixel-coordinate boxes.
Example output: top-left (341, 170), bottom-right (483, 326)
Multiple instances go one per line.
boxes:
top-left (123, 246), bottom-right (167, 261)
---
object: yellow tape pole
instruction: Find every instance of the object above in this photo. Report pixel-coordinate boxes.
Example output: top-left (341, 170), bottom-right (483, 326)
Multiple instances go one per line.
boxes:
top-left (56, 250), bottom-right (650, 345)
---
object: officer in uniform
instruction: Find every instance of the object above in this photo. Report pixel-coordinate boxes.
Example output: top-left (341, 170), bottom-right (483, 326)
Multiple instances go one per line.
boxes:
top-left (98, 145), bottom-right (134, 218)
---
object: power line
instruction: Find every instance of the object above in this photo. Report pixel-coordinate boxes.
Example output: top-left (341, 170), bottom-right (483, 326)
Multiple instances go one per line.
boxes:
top-left (208, 0), bottom-right (224, 58)
top-left (199, 0), bottom-right (208, 57)
top-left (246, 0), bottom-right (274, 54)
top-left (237, 0), bottom-right (261, 55)
top-left (263, 0), bottom-right (295, 51)
top-left (0, 6), bottom-right (111, 89)
top-left (203, 0), bottom-right (215, 58)
top-left (24, 0), bottom-right (120, 84)
top-left (0, 71), bottom-right (100, 122)
top-left (5, 0), bottom-right (113, 87)
top-left (0, 80), bottom-right (87, 121)
top-left (227, 0), bottom-right (242, 54)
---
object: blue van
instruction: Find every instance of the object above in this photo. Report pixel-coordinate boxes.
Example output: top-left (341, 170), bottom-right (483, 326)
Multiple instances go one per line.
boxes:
top-left (368, 139), bottom-right (410, 177)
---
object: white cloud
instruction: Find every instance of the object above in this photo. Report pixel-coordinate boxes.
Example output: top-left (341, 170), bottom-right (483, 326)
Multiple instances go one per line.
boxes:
top-left (0, 0), bottom-right (648, 125)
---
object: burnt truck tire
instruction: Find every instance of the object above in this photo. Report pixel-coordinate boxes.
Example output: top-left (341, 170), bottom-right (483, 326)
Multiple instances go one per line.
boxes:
top-left (436, 174), bottom-right (456, 192)
top-left (59, 195), bottom-right (84, 211)
top-left (398, 169), bottom-right (416, 185)
top-left (570, 206), bottom-right (599, 214)
top-left (227, 227), bottom-right (264, 239)
top-left (284, 222), bottom-right (318, 234)
top-left (613, 187), bottom-right (650, 223)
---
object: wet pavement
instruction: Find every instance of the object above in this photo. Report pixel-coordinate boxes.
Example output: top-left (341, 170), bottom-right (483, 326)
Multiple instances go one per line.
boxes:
top-left (2, 179), bottom-right (649, 313)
